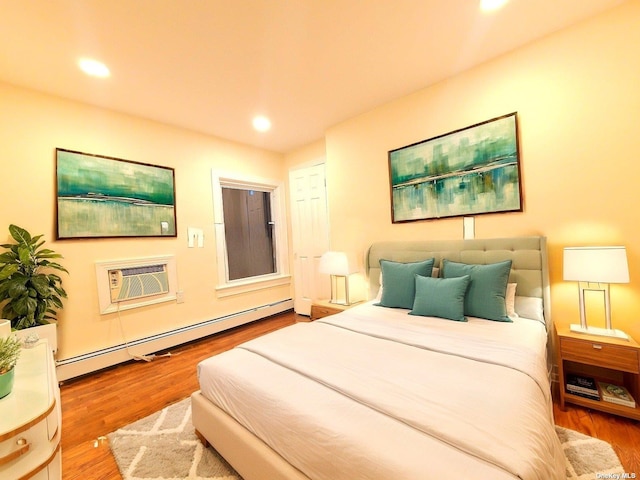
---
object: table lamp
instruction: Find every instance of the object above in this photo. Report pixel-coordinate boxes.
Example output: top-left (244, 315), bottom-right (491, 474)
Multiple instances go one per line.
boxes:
top-left (319, 251), bottom-right (354, 305)
top-left (563, 246), bottom-right (630, 340)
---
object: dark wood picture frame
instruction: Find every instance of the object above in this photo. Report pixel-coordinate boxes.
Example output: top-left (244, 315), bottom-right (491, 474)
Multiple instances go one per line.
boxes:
top-left (56, 148), bottom-right (177, 239)
top-left (388, 112), bottom-right (522, 223)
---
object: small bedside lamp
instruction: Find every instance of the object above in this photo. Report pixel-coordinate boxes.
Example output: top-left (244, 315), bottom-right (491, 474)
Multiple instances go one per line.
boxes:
top-left (563, 246), bottom-right (630, 340)
top-left (319, 251), bottom-right (355, 305)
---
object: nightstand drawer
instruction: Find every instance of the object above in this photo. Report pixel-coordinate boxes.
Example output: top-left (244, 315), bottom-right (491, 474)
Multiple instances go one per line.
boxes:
top-left (560, 337), bottom-right (639, 373)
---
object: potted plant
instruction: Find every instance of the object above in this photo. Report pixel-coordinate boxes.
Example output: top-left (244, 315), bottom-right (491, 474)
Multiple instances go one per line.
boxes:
top-left (0, 335), bottom-right (22, 398)
top-left (0, 225), bottom-right (67, 349)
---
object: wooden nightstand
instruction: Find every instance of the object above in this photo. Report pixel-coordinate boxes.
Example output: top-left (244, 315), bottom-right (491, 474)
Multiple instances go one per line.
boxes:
top-left (310, 300), bottom-right (362, 320)
top-left (556, 326), bottom-right (640, 421)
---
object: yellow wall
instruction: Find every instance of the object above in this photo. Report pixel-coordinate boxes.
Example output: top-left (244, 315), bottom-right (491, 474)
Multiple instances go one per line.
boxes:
top-left (293, 2), bottom-right (640, 340)
top-left (0, 83), bottom-right (290, 361)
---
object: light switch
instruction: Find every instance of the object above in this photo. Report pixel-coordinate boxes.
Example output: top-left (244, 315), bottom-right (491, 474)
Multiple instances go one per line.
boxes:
top-left (187, 227), bottom-right (204, 248)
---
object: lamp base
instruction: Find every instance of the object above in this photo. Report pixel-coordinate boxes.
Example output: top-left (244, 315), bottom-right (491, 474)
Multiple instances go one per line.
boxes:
top-left (329, 299), bottom-right (351, 306)
top-left (329, 274), bottom-right (350, 306)
top-left (569, 324), bottom-right (629, 341)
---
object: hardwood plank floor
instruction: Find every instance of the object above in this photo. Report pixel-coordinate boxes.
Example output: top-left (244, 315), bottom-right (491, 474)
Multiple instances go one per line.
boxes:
top-left (60, 311), bottom-right (301, 479)
top-left (554, 401), bottom-right (640, 473)
top-left (60, 311), bottom-right (640, 478)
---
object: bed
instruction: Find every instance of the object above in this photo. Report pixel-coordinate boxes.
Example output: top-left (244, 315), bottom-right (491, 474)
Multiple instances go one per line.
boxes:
top-left (192, 236), bottom-right (566, 480)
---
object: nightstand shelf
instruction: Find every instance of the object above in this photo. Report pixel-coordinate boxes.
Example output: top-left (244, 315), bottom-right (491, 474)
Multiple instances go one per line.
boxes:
top-left (556, 327), bottom-right (640, 421)
top-left (310, 300), bottom-right (362, 320)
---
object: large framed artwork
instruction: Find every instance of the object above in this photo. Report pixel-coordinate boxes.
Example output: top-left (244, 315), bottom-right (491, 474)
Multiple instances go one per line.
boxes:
top-left (388, 112), bottom-right (522, 223)
top-left (56, 148), bottom-right (177, 239)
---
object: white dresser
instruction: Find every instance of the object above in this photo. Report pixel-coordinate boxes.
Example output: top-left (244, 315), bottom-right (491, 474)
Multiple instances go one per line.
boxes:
top-left (0, 341), bottom-right (61, 479)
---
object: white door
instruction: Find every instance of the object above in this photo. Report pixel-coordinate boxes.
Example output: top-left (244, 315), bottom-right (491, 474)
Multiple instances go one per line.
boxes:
top-left (289, 163), bottom-right (330, 315)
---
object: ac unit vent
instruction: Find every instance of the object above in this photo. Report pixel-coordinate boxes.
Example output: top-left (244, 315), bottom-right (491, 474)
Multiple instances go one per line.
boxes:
top-left (109, 264), bottom-right (169, 302)
top-left (96, 256), bottom-right (177, 314)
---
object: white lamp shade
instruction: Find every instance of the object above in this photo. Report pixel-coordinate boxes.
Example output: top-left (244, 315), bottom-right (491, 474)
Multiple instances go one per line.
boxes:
top-left (319, 251), bottom-right (354, 276)
top-left (563, 246), bottom-right (629, 283)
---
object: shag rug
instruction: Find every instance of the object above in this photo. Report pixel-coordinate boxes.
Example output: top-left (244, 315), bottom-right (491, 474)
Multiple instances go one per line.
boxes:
top-left (109, 398), bottom-right (624, 480)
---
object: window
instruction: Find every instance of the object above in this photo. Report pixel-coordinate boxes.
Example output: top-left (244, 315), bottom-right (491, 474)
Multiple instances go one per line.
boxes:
top-left (212, 172), bottom-right (289, 294)
top-left (222, 187), bottom-right (275, 280)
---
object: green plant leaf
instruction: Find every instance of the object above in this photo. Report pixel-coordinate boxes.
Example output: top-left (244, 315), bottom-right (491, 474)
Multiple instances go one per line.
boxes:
top-left (1, 304), bottom-right (15, 319)
top-left (7, 279), bottom-right (28, 299)
top-left (31, 235), bottom-right (44, 246)
top-left (51, 264), bottom-right (68, 274)
top-left (0, 264), bottom-right (19, 280)
top-left (52, 285), bottom-right (67, 298)
top-left (18, 245), bottom-right (31, 263)
top-left (9, 224), bottom-right (31, 244)
top-left (13, 294), bottom-right (37, 316)
top-left (0, 252), bottom-right (17, 263)
top-left (31, 274), bottom-right (51, 296)
top-left (14, 316), bottom-right (34, 329)
top-left (49, 295), bottom-right (64, 309)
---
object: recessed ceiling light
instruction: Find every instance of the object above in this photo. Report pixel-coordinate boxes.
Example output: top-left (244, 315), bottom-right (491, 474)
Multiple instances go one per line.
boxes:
top-left (252, 116), bottom-right (271, 132)
top-left (480, 0), bottom-right (508, 12)
top-left (78, 58), bottom-right (110, 78)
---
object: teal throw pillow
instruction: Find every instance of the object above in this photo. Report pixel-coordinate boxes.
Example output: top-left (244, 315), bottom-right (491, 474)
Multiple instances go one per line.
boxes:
top-left (442, 259), bottom-right (513, 322)
top-left (409, 275), bottom-right (470, 322)
top-left (377, 258), bottom-right (435, 309)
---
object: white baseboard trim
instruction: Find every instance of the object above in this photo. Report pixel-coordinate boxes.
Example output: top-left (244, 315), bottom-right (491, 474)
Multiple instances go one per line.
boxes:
top-left (56, 299), bottom-right (293, 381)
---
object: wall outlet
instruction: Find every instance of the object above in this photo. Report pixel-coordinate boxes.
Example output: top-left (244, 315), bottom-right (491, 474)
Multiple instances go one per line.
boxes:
top-left (176, 290), bottom-right (185, 304)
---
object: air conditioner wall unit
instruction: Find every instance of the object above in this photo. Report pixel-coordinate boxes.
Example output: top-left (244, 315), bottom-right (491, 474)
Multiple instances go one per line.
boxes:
top-left (96, 256), bottom-right (177, 314)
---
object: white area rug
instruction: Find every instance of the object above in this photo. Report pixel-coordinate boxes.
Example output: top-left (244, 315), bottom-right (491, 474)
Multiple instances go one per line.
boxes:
top-left (556, 425), bottom-right (625, 480)
top-left (109, 397), bottom-right (625, 480)
top-left (108, 397), bottom-right (240, 480)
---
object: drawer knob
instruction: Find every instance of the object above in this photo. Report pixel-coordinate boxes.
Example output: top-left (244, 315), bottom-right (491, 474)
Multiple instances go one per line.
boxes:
top-left (0, 438), bottom-right (31, 466)
top-left (592, 344), bottom-right (603, 350)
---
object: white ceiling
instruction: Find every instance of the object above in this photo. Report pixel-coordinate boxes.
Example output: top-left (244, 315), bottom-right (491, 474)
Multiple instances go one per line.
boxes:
top-left (0, 0), bottom-right (626, 153)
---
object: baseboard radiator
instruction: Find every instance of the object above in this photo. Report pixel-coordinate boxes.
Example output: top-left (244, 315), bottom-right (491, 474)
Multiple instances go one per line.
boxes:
top-left (56, 299), bottom-right (293, 381)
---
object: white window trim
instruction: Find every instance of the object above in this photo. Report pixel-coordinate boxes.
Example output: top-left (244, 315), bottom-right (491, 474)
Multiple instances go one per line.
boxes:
top-left (211, 170), bottom-right (290, 296)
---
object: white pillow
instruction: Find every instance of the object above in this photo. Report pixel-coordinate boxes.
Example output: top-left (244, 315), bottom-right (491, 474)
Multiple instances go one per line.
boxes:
top-left (506, 283), bottom-right (517, 319)
top-left (514, 296), bottom-right (545, 323)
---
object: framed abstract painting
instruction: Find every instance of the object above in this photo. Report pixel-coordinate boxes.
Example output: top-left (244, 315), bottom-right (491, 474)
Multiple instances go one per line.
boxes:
top-left (56, 149), bottom-right (177, 239)
top-left (388, 112), bottom-right (522, 223)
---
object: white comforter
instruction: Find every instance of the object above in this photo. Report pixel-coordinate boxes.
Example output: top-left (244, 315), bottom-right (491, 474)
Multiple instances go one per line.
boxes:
top-left (198, 302), bottom-right (566, 480)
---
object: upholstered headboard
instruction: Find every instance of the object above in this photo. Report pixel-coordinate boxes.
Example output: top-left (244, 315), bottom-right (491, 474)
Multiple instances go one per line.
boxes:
top-left (366, 236), bottom-right (551, 325)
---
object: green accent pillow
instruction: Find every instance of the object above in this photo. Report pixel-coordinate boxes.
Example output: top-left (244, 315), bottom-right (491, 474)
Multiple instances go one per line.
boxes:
top-left (377, 258), bottom-right (434, 309)
top-left (442, 259), bottom-right (513, 322)
top-left (409, 275), bottom-right (470, 322)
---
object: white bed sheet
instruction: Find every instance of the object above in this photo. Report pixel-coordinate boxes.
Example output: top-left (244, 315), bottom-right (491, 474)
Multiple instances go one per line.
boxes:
top-left (198, 302), bottom-right (565, 480)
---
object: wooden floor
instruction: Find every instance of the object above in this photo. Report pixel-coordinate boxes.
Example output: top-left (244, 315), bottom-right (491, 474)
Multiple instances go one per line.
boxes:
top-left (60, 310), bottom-right (640, 479)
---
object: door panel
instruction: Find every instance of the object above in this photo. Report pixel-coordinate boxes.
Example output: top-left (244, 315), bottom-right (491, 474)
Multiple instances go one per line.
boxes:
top-left (289, 164), bottom-right (330, 315)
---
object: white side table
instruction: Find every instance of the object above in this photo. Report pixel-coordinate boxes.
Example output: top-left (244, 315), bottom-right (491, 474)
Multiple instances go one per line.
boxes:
top-left (0, 340), bottom-right (61, 479)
